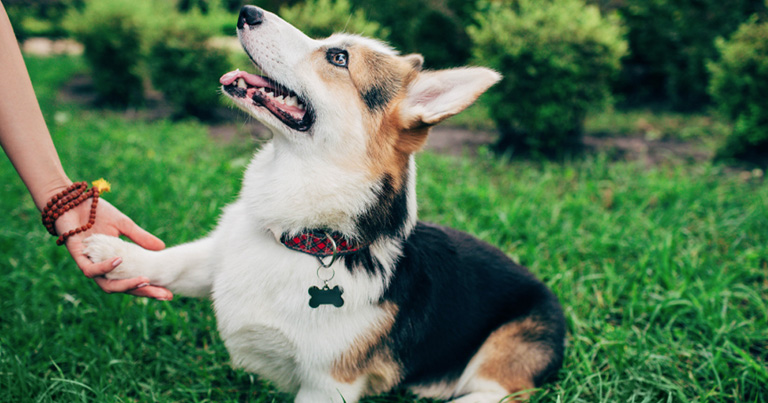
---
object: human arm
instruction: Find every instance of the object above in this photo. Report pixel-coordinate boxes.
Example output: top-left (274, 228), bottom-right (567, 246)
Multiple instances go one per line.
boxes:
top-left (0, 4), bottom-right (172, 300)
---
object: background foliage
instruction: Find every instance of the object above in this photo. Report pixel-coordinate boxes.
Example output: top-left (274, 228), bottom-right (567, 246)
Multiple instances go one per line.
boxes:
top-left (350, 0), bottom-right (474, 69)
top-left (616, 0), bottom-right (767, 110)
top-left (2, 0), bottom-right (81, 40)
top-left (147, 14), bottom-right (232, 119)
top-left (708, 16), bottom-right (768, 164)
top-left (63, 0), bottom-right (150, 106)
top-left (12, 0), bottom-right (768, 163)
top-left (279, 0), bottom-right (389, 40)
top-left (470, 0), bottom-right (627, 155)
top-left (62, 0), bottom-right (235, 115)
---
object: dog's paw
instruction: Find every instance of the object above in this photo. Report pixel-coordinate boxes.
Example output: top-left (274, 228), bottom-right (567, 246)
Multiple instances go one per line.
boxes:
top-left (83, 234), bottom-right (146, 280)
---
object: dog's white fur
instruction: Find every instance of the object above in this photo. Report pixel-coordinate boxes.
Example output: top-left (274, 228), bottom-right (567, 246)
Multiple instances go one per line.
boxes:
top-left (85, 7), bottom-right (506, 403)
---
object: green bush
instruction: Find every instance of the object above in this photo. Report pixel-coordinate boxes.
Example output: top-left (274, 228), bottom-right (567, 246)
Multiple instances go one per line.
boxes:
top-left (175, 0), bottom-right (241, 36)
top-left (618, 0), bottom-right (766, 110)
top-left (147, 15), bottom-right (232, 120)
top-left (708, 17), bottom-right (768, 164)
top-left (279, 0), bottom-right (389, 40)
top-left (5, 0), bottom-right (81, 40)
top-left (64, 0), bottom-right (149, 106)
top-left (469, 0), bottom-right (627, 155)
top-left (352, 0), bottom-right (474, 68)
top-left (62, 0), bottom-right (235, 115)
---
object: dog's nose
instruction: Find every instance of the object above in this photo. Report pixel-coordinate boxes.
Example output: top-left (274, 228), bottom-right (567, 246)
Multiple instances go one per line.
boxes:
top-left (238, 6), bottom-right (264, 29)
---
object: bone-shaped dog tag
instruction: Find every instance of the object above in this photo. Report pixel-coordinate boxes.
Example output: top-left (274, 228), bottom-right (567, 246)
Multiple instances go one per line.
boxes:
top-left (308, 285), bottom-right (344, 308)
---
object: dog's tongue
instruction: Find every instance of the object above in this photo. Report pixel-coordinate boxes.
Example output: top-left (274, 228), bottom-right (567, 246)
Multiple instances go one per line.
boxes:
top-left (220, 70), bottom-right (271, 87)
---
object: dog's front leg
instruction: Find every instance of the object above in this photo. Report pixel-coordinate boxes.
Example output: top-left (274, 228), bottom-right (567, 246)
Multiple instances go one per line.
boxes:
top-left (84, 234), bottom-right (215, 298)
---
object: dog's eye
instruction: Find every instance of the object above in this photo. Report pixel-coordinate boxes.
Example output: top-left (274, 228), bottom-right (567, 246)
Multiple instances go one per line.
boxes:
top-left (327, 49), bottom-right (348, 68)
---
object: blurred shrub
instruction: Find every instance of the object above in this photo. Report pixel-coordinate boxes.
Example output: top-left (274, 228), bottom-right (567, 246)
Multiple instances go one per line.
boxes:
top-left (4, 0), bottom-right (82, 40)
top-left (178, 0), bottom-right (211, 14)
top-left (147, 14), bottom-right (231, 120)
top-left (62, 0), bottom-right (234, 115)
top-left (708, 17), bottom-right (768, 164)
top-left (64, 0), bottom-right (149, 106)
top-left (176, 0), bottom-right (240, 35)
top-left (469, 0), bottom-right (627, 156)
top-left (236, 0), bottom-right (300, 13)
top-left (279, 0), bottom-right (389, 40)
top-left (351, 0), bottom-right (474, 68)
top-left (618, 0), bottom-right (766, 110)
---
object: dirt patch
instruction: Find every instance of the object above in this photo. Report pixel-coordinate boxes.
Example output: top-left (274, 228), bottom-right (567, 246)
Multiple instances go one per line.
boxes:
top-left (424, 129), bottom-right (712, 163)
top-left (582, 135), bottom-right (712, 165)
top-left (425, 126), bottom-right (496, 156)
top-left (420, 128), bottom-right (713, 164)
top-left (22, 38), bottom-right (83, 56)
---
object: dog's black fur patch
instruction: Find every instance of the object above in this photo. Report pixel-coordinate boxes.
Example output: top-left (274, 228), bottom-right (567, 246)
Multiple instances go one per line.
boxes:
top-left (362, 84), bottom-right (393, 111)
top-left (345, 172), bottom-right (410, 276)
top-left (344, 248), bottom-right (384, 277)
top-left (354, 172), bottom-right (410, 244)
top-left (358, 52), bottom-right (401, 112)
top-left (382, 222), bottom-right (566, 388)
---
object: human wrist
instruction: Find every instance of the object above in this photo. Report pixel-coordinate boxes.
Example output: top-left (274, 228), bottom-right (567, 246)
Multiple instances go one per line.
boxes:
top-left (42, 179), bottom-right (111, 245)
top-left (34, 176), bottom-right (74, 211)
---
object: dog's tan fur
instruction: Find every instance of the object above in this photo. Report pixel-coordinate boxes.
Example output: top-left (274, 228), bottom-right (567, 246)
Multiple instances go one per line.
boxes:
top-left (475, 318), bottom-right (555, 398)
top-left (331, 302), bottom-right (401, 394)
top-left (313, 42), bottom-right (423, 192)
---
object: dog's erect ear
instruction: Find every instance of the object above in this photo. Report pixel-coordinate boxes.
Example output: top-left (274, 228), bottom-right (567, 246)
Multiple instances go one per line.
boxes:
top-left (402, 54), bottom-right (424, 71)
top-left (400, 67), bottom-right (501, 128)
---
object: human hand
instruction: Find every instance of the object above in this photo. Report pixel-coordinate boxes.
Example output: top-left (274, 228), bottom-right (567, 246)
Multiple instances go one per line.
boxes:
top-left (54, 197), bottom-right (173, 300)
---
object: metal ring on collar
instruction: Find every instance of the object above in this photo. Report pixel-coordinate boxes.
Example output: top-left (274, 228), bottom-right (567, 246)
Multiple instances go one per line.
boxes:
top-left (316, 232), bottom-right (339, 268)
top-left (316, 265), bottom-right (336, 283)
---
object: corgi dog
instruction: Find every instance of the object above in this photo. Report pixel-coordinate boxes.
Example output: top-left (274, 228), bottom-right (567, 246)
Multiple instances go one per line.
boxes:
top-left (84, 5), bottom-right (565, 403)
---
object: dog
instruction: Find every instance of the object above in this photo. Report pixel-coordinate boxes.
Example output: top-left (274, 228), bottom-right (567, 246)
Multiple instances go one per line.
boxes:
top-left (84, 5), bottom-right (565, 402)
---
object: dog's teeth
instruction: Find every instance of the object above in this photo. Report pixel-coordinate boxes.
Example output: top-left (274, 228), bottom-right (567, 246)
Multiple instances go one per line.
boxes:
top-left (285, 96), bottom-right (297, 106)
top-left (237, 78), bottom-right (247, 89)
top-left (276, 95), bottom-right (285, 103)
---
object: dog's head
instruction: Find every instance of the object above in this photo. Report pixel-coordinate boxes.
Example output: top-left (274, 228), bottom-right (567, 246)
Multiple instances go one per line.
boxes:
top-left (221, 6), bottom-right (499, 174)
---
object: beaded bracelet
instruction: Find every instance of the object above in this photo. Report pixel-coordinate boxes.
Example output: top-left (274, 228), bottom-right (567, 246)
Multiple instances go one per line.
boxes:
top-left (41, 179), bottom-right (111, 246)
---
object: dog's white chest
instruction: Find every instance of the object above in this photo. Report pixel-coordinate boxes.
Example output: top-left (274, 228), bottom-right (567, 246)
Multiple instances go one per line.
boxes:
top-left (208, 213), bottom-right (389, 393)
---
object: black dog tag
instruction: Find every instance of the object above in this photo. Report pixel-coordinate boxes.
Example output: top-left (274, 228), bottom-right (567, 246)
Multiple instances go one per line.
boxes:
top-left (308, 285), bottom-right (344, 308)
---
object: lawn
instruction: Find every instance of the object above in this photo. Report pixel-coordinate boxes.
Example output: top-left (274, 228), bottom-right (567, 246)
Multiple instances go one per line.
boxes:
top-left (1, 56), bottom-right (766, 402)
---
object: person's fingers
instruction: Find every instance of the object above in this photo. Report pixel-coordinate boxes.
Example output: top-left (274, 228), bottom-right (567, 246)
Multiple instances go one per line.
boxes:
top-left (92, 277), bottom-right (173, 300)
top-left (118, 216), bottom-right (165, 251)
top-left (126, 285), bottom-right (174, 300)
top-left (70, 243), bottom-right (121, 278)
top-left (92, 275), bottom-right (150, 294)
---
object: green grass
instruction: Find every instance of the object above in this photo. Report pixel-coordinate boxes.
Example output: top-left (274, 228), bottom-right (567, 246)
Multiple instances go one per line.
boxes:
top-left (1, 56), bottom-right (766, 402)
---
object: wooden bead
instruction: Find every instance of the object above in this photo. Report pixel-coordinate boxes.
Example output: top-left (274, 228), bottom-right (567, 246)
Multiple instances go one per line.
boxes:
top-left (42, 181), bottom-right (104, 246)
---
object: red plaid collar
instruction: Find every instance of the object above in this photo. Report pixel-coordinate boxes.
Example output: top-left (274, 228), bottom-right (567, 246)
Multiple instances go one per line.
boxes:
top-left (280, 230), bottom-right (370, 257)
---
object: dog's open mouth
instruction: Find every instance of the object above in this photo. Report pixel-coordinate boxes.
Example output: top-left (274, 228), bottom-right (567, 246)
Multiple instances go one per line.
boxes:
top-left (220, 70), bottom-right (314, 131)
